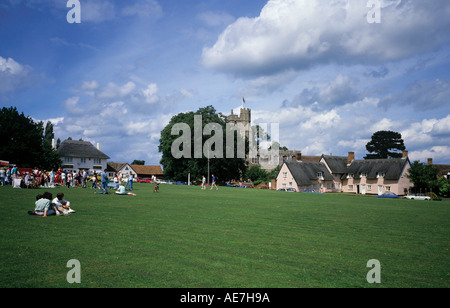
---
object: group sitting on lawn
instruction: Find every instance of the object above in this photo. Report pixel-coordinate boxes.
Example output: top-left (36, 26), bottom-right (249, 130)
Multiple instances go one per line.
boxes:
top-left (28, 192), bottom-right (76, 217)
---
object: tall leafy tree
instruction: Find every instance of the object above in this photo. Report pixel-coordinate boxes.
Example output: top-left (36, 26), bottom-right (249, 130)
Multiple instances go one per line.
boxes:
top-left (40, 120), bottom-right (62, 170)
top-left (159, 106), bottom-right (248, 182)
top-left (406, 161), bottom-right (439, 192)
top-left (365, 130), bottom-right (406, 159)
top-left (0, 107), bottom-right (43, 167)
top-left (0, 107), bottom-right (60, 169)
top-left (131, 160), bottom-right (145, 165)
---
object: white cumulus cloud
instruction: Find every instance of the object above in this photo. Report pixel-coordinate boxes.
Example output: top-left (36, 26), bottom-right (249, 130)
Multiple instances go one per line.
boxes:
top-left (202, 0), bottom-right (450, 76)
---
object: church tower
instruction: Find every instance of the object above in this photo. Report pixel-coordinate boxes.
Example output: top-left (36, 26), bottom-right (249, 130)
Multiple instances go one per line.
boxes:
top-left (226, 108), bottom-right (251, 140)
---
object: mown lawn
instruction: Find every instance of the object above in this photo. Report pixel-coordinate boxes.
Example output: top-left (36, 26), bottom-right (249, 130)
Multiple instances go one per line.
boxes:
top-left (0, 183), bottom-right (448, 288)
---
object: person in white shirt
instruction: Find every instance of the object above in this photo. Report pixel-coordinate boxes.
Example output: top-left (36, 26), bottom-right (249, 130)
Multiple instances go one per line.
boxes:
top-left (52, 192), bottom-right (75, 215)
top-left (116, 183), bottom-right (136, 196)
top-left (0, 167), bottom-right (6, 186)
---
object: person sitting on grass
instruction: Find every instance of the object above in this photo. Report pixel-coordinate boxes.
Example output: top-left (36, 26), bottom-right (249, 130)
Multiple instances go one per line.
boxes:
top-left (52, 192), bottom-right (75, 215)
top-left (153, 182), bottom-right (159, 193)
top-left (28, 192), bottom-right (57, 217)
top-left (115, 183), bottom-right (136, 196)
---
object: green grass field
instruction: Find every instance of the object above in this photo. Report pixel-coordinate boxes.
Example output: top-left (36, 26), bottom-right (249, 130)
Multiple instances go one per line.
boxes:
top-left (0, 183), bottom-right (448, 288)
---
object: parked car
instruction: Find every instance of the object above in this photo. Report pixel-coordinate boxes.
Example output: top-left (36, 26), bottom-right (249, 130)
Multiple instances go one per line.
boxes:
top-left (376, 192), bottom-right (399, 199)
top-left (278, 188), bottom-right (296, 192)
top-left (403, 193), bottom-right (431, 200)
top-left (136, 178), bottom-right (152, 183)
top-left (302, 189), bottom-right (322, 193)
top-left (239, 184), bottom-right (253, 188)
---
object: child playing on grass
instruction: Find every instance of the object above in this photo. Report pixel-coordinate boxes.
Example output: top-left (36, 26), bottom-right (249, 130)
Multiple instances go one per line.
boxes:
top-left (52, 192), bottom-right (75, 215)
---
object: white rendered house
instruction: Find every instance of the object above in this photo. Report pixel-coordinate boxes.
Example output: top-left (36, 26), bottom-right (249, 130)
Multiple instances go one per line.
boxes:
top-left (57, 139), bottom-right (110, 174)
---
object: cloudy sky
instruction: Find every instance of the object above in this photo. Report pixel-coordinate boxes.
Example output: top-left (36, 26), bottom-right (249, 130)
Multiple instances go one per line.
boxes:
top-left (1, 0), bottom-right (450, 165)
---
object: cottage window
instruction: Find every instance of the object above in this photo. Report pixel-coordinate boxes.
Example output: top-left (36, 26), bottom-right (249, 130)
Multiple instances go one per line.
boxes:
top-left (317, 172), bottom-right (324, 178)
top-left (348, 185), bottom-right (353, 191)
top-left (367, 185), bottom-right (372, 191)
top-left (283, 172), bottom-right (287, 179)
top-left (347, 173), bottom-right (353, 179)
top-left (385, 186), bottom-right (391, 191)
top-left (377, 172), bottom-right (385, 178)
top-left (361, 172), bottom-right (367, 177)
top-left (94, 159), bottom-right (101, 164)
top-left (64, 157), bottom-right (73, 163)
top-left (80, 158), bottom-right (86, 164)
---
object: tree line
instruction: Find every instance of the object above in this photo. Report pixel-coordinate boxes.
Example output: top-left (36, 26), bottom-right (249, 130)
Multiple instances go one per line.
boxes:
top-left (0, 107), bottom-right (61, 170)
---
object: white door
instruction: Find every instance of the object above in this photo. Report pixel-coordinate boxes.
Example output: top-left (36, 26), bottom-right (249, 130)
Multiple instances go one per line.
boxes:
top-left (378, 185), bottom-right (383, 195)
top-left (361, 184), bottom-right (366, 195)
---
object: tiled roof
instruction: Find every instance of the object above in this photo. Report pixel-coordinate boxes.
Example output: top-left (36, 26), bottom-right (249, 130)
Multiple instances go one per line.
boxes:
top-left (131, 165), bottom-right (164, 176)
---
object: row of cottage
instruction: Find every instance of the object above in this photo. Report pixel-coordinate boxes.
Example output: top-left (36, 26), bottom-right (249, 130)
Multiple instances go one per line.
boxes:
top-left (277, 151), bottom-right (414, 196)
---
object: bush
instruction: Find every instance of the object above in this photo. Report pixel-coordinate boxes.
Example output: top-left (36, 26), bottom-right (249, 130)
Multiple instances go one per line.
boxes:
top-left (426, 192), bottom-right (442, 201)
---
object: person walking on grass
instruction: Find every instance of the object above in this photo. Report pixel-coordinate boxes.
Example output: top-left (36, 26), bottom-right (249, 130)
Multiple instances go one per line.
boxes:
top-left (101, 169), bottom-right (109, 194)
top-left (201, 175), bottom-right (206, 190)
top-left (210, 174), bottom-right (218, 190)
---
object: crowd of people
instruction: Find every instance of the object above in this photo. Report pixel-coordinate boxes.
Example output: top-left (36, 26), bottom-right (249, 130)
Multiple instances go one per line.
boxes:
top-left (0, 166), bottom-right (162, 217)
top-left (0, 166), bottom-right (99, 189)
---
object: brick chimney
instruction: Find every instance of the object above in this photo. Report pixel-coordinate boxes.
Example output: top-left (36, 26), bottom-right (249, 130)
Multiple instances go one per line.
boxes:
top-left (347, 152), bottom-right (355, 165)
top-left (402, 150), bottom-right (408, 158)
top-left (428, 158), bottom-right (433, 165)
top-left (296, 152), bottom-right (302, 161)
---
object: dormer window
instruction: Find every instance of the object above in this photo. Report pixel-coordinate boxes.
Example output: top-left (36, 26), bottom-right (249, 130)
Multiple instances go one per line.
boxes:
top-left (347, 173), bottom-right (354, 179)
top-left (317, 172), bottom-right (324, 178)
top-left (377, 172), bottom-right (385, 178)
top-left (361, 172), bottom-right (367, 177)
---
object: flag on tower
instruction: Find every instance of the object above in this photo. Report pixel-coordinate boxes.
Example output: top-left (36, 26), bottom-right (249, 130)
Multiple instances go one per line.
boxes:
top-left (242, 97), bottom-right (246, 104)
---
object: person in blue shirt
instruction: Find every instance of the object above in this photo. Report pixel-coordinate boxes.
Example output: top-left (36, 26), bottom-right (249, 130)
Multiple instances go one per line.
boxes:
top-left (101, 169), bottom-right (109, 194)
top-left (29, 192), bottom-right (57, 217)
top-left (210, 174), bottom-right (218, 190)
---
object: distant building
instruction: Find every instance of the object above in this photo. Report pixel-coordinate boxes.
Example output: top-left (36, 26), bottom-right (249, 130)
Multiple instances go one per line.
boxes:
top-left (57, 139), bottom-right (110, 174)
top-left (427, 158), bottom-right (450, 180)
top-left (277, 151), bottom-right (414, 196)
top-left (226, 107), bottom-right (303, 170)
top-left (227, 108), bottom-right (251, 129)
top-left (106, 162), bottom-right (136, 178)
top-left (130, 164), bottom-right (164, 179)
top-left (107, 162), bottom-right (164, 179)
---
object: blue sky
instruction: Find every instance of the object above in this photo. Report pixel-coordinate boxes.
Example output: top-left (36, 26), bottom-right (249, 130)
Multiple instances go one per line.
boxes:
top-left (1, 0), bottom-right (450, 165)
